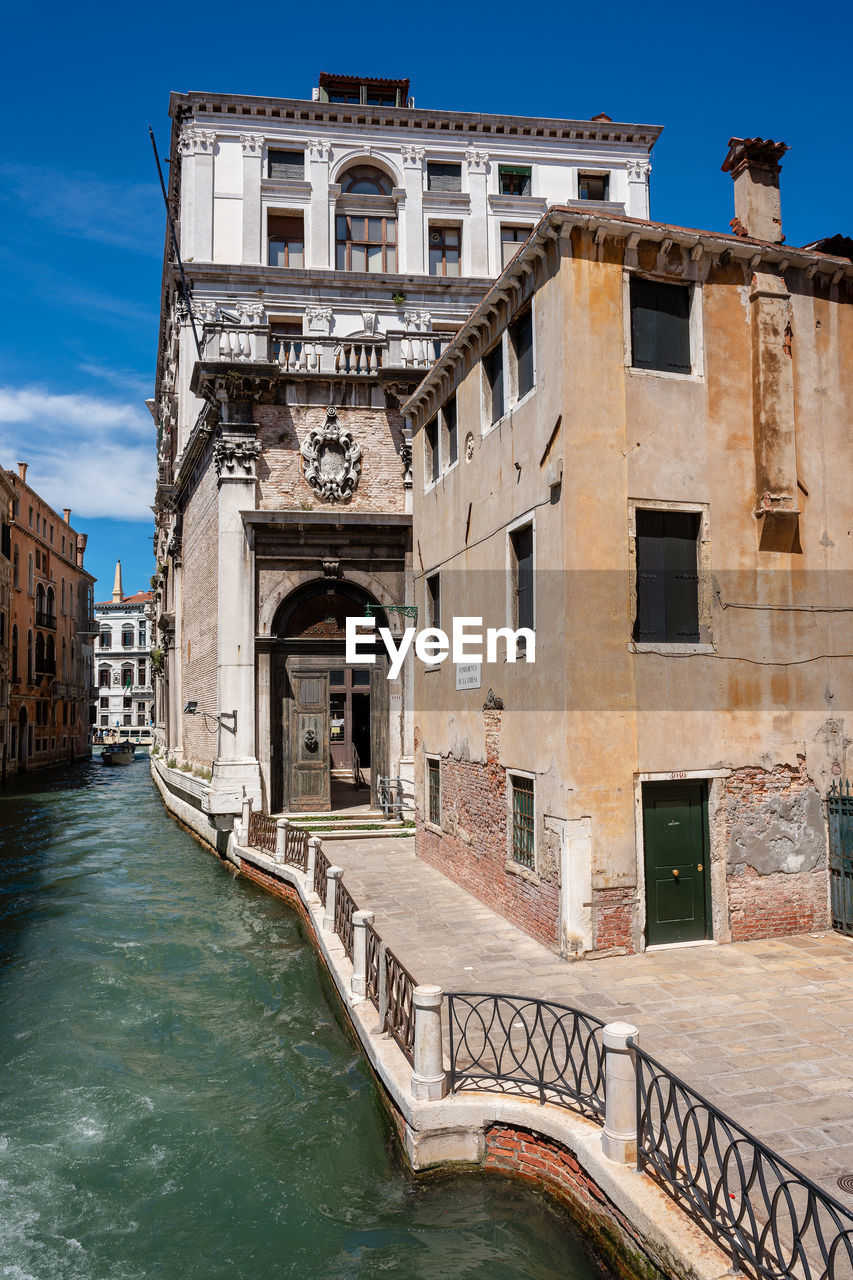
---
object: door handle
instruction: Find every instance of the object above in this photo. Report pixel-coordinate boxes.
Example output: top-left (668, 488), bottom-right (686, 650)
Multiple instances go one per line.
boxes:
top-left (672, 868), bottom-right (679, 878)
top-left (697, 863), bottom-right (703, 871)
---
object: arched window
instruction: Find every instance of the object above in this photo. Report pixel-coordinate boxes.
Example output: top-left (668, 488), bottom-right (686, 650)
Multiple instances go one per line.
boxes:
top-left (62, 637), bottom-right (68, 680)
top-left (13, 546), bottom-right (18, 588)
top-left (11, 626), bottom-right (18, 682)
top-left (27, 631), bottom-right (33, 684)
top-left (28, 553), bottom-right (34, 595)
top-left (61, 579), bottom-right (66, 614)
top-left (35, 582), bottom-right (45, 620)
top-left (46, 634), bottom-right (55, 675)
top-left (335, 165), bottom-right (397, 273)
top-left (121, 664), bottom-right (134, 690)
top-left (69, 583), bottom-right (74, 617)
top-left (46, 587), bottom-right (55, 624)
top-left (35, 632), bottom-right (44, 678)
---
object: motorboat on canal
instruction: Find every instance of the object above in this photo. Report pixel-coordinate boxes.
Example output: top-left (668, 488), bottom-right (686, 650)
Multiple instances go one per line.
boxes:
top-left (100, 744), bottom-right (136, 766)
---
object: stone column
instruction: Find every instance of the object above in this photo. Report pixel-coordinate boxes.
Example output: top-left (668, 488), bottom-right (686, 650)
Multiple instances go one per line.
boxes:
top-left (324, 865), bottom-right (343, 932)
top-left (411, 985), bottom-right (448, 1100)
top-left (210, 409), bottom-right (262, 813)
top-left (626, 160), bottom-right (651, 221)
top-left (308, 138), bottom-right (332, 269)
top-left (601, 1021), bottom-right (639, 1165)
top-left (241, 135), bottom-right (264, 265)
top-left (401, 147), bottom-right (425, 274)
top-left (466, 149), bottom-right (489, 276)
top-left (351, 909), bottom-right (375, 996)
top-left (240, 795), bottom-right (251, 844)
top-left (275, 817), bottom-right (289, 863)
top-left (179, 125), bottom-right (215, 262)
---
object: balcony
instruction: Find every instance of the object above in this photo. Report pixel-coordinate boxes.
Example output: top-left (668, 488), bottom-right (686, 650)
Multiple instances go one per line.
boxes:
top-left (35, 609), bottom-right (56, 630)
top-left (199, 321), bottom-right (453, 376)
top-left (35, 658), bottom-right (56, 678)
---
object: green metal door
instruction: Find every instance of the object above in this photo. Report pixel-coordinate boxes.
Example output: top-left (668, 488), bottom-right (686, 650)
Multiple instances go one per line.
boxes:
top-left (643, 782), bottom-right (710, 946)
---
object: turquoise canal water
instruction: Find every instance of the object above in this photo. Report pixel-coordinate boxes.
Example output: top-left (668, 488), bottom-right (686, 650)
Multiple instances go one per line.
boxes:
top-left (0, 759), bottom-right (606, 1280)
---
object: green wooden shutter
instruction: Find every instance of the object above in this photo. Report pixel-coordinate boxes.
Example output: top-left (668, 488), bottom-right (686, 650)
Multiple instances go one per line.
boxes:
top-left (663, 512), bottom-right (700, 641)
top-left (630, 278), bottom-right (691, 374)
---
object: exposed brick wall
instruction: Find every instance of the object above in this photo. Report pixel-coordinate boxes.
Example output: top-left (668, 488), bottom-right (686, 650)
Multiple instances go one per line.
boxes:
top-left (484, 1125), bottom-right (667, 1280)
top-left (591, 887), bottom-right (635, 954)
top-left (255, 405), bottom-right (406, 513)
top-left (180, 452), bottom-right (219, 767)
top-left (725, 758), bottom-right (829, 940)
top-left (416, 709), bottom-right (561, 950)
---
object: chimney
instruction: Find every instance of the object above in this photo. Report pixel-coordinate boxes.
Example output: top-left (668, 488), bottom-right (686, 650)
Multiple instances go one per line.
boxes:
top-left (76, 533), bottom-right (87, 568)
top-left (17, 462), bottom-right (28, 483)
top-left (722, 137), bottom-right (789, 243)
top-left (63, 508), bottom-right (71, 524)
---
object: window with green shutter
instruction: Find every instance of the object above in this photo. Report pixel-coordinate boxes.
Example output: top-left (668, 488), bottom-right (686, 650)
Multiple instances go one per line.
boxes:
top-left (630, 277), bottom-right (691, 374)
top-left (499, 165), bottom-right (532, 196)
top-left (634, 510), bottom-right (700, 643)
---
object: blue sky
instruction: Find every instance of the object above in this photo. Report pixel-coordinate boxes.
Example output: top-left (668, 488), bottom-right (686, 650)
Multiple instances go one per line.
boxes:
top-left (1, 0), bottom-right (850, 599)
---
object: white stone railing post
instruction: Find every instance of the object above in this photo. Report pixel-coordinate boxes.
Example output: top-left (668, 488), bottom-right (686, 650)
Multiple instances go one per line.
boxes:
top-left (411, 984), bottom-right (448, 1101)
top-left (306, 836), bottom-right (321, 903)
top-left (274, 817), bottom-right (289, 864)
top-left (240, 796), bottom-right (251, 844)
top-left (351, 909), bottom-right (375, 996)
top-left (601, 1021), bottom-right (639, 1165)
top-left (324, 865), bottom-right (343, 932)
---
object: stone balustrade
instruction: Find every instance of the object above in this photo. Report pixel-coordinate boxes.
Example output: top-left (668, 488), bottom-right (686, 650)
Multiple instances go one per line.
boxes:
top-left (199, 322), bottom-right (454, 373)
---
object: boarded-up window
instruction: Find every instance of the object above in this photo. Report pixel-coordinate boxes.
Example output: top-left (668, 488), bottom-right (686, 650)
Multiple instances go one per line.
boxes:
top-left (630, 278), bottom-right (691, 374)
top-left (510, 307), bottom-right (534, 399)
top-left (427, 162), bottom-right (462, 192)
top-left (634, 510), bottom-right (700, 643)
top-left (268, 150), bottom-right (305, 180)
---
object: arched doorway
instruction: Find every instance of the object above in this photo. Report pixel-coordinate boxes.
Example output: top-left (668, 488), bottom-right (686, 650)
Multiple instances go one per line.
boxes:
top-left (270, 581), bottom-right (388, 813)
top-left (17, 707), bottom-right (28, 772)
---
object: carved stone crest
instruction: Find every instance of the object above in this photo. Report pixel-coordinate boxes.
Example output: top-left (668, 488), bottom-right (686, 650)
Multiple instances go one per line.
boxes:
top-left (301, 407), bottom-right (362, 502)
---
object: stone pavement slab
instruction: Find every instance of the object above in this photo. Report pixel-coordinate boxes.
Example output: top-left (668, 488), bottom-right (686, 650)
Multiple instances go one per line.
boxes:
top-left (325, 834), bottom-right (853, 1202)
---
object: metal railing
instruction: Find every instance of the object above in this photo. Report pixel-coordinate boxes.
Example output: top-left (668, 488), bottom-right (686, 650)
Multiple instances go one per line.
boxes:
top-left (313, 845), bottom-right (331, 900)
top-left (352, 745), bottom-right (366, 791)
top-left (35, 609), bottom-right (56, 630)
top-left (447, 994), bottom-right (606, 1119)
top-left (381, 946), bottom-right (416, 1065)
top-left (247, 810), bottom-right (277, 854)
top-left (286, 826), bottom-right (308, 872)
top-left (377, 775), bottom-right (415, 820)
top-left (365, 921), bottom-right (382, 1007)
top-left (334, 880), bottom-right (357, 962)
top-left (632, 1041), bottom-right (853, 1280)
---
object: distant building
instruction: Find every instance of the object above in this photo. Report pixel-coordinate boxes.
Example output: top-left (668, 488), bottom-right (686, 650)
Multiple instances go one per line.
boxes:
top-left (94, 563), bottom-right (154, 733)
top-left (6, 462), bottom-right (96, 772)
top-left (151, 71), bottom-right (660, 820)
top-left (404, 138), bottom-right (853, 955)
top-left (0, 468), bottom-right (13, 780)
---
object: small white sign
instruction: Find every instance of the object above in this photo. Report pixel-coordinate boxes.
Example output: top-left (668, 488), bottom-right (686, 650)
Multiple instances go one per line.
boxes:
top-left (456, 662), bottom-right (482, 691)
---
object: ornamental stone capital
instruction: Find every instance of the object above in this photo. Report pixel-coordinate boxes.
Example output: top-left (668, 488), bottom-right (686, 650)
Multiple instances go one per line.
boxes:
top-left (465, 147), bottom-right (489, 174)
top-left (180, 126), bottom-right (217, 156)
top-left (240, 134), bottom-right (264, 156)
top-left (300, 407), bottom-right (362, 503)
top-left (308, 137), bottom-right (332, 163)
top-left (306, 306), bottom-right (333, 334)
top-left (401, 145), bottom-right (425, 168)
top-left (214, 436), bottom-right (261, 482)
top-left (627, 159), bottom-right (652, 181)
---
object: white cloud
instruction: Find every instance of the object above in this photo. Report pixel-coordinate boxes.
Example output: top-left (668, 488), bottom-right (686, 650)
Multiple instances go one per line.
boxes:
top-left (0, 164), bottom-right (162, 257)
top-left (0, 385), bottom-right (155, 521)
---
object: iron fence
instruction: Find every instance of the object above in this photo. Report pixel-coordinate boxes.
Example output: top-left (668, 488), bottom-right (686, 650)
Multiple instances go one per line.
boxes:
top-left (313, 845), bottom-right (331, 900)
top-left (382, 947), bottom-right (416, 1065)
top-left (365, 921), bottom-right (382, 1007)
top-left (247, 810), bottom-right (277, 854)
top-left (446, 993), bottom-right (606, 1119)
top-left (286, 825), bottom-right (308, 872)
top-left (632, 1041), bottom-right (853, 1280)
top-left (334, 880), bottom-right (357, 962)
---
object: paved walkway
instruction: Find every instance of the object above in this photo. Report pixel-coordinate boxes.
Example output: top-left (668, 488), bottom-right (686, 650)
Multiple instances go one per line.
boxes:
top-left (323, 836), bottom-right (853, 1202)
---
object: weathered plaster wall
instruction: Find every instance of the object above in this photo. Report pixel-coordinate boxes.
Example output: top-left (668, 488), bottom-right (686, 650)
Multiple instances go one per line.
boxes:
top-left (180, 445), bottom-right (219, 768)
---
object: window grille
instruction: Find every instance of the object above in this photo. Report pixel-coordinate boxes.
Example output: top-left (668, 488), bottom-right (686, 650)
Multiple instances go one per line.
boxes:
top-left (428, 758), bottom-right (441, 826)
top-left (511, 775), bottom-right (535, 868)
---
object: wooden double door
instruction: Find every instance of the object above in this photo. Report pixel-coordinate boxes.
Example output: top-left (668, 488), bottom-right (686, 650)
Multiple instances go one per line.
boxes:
top-left (642, 782), bottom-right (711, 946)
top-left (279, 653), bottom-right (387, 813)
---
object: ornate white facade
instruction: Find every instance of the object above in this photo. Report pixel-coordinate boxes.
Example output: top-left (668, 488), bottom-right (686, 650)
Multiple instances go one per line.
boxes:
top-left (94, 563), bottom-right (153, 733)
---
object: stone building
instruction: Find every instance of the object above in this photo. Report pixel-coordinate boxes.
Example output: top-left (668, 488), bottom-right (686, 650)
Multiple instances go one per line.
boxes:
top-left (5, 463), bottom-right (96, 772)
top-left (0, 467), bottom-right (14, 780)
top-left (94, 563), bottom-right (154, 734)
top-left (404, 139), bottom-right (853, 955)
top-left (151, 72), bottom-right (659, 821)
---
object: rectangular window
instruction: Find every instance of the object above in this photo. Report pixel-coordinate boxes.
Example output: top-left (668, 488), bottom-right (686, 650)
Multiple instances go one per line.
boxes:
top-left (484, 344), bottom-right (504, 425)
top-left (509, 523), bottom-right (534, 632)
top-left (100, 696), bottom-right (108, 709)
top-left (139, 622), bottom-right (146, 646)
top-left (100, 714), bottom-right (108, 727)
top-left (499, 165), bottom-right (532, 196)
top-left (500, 225), bottom-right (530, 268)
top-left (424, 418), bottom-right (440, 485)
top-left (443, 397), bottom-right (458, 468)
top-left (428, 225), bottom-right (461, 277)
top-left (427, 757), bottom-right (441, 826)
top-left (578, 172), bottom-right (609, 201)
top-left (100, 632), bottom-right (111, 649)
top-left (426, 573), bottom-right (440, 630)
top-left (268, 214), bottom-right (304, 268)
top-left (634, 510), bottom-right (701, 643)
top-left (630, 277), bottom-right (691, 375)
top-left (336, 215), bottom-right (396, 273)
top-left (510, 774), bottom-right (535, 869)
top-left (427, 162), bottom-right (462, 192)
top-left (268, 149), bottom-right (305, 180)
top-left (509, 307), bottom-right (534, 400)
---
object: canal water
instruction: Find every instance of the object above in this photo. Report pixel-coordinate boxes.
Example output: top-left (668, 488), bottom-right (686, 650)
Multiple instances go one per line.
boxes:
top-left (0, 759), bottom-right (607, 1280)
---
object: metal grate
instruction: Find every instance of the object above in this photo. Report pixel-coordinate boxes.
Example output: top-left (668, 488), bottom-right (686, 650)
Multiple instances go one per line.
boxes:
top-left (511, 775), bottom-right (535, 868)
top-left (428, 758), bottom-right (440, 826)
